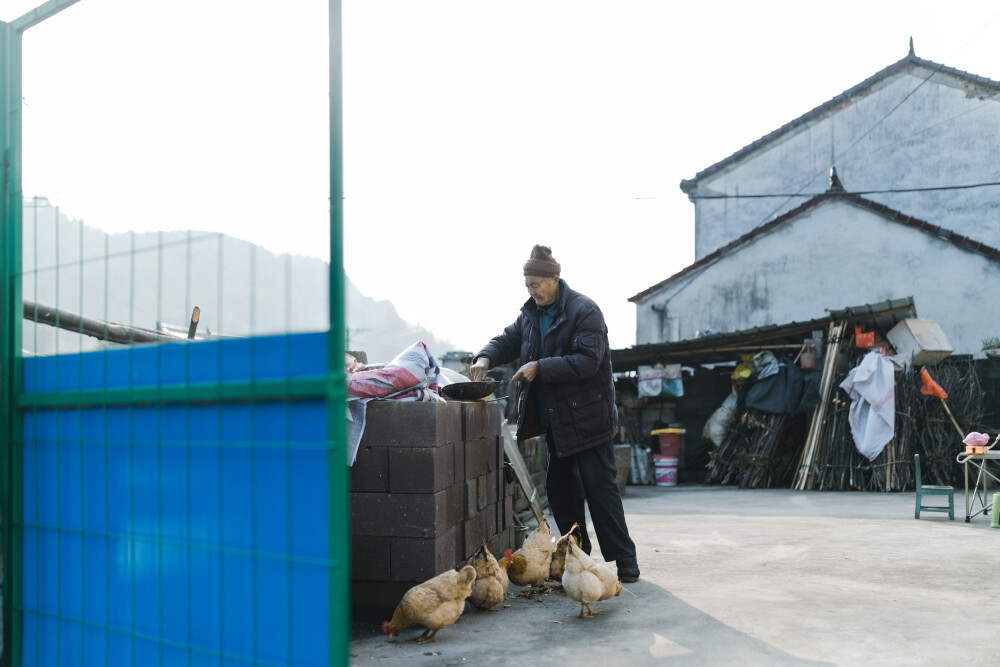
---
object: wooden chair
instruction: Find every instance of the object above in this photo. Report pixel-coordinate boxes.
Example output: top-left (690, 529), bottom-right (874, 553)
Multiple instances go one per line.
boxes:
top-left (914, 453), bottom-right (954, 520)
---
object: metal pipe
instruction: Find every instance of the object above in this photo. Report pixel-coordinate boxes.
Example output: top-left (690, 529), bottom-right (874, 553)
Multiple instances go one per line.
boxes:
top-left (23, 299), bottom-right (170, 344)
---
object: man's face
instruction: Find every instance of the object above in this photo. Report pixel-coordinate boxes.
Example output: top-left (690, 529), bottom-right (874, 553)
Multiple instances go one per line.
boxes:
top-left (525, 275), bottom-right (560, 307)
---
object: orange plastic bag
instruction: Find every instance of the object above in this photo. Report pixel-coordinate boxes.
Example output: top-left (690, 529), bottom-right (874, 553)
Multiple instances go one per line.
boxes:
top-left (854, 326), bottom-right (874, 349)
top-left (919, 367), bottom-right (948, 400)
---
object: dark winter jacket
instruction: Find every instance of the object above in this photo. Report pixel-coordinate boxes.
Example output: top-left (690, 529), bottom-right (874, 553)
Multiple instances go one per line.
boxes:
top-left (474, 279), bottom-right (618, 457)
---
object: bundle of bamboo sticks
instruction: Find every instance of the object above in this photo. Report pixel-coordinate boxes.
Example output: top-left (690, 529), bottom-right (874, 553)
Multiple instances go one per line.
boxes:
top-left (709, 323), bottom-right (987, 492)
top-left (807, 348), bottom-right (983, 491)
top-left (706, 408), bottom-right (807, 488)
top-left (895, 358), bottom-right (984, 488)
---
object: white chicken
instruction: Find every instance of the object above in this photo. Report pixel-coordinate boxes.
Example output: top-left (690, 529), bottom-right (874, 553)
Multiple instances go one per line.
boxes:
top-left (561, 541), bottom-right (621, 618)
top-left (549, 522), bottom-right (582, 582)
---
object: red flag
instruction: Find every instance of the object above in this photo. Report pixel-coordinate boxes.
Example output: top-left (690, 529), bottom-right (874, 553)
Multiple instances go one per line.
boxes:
top-left (920, 367), bottom-right (948, 400)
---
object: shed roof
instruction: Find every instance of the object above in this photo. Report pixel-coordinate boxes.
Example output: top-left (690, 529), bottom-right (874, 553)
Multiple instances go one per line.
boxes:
top-left (611, 297), bottom-right (915, 371)
top-left (628, 187), bottom-right (1000, 304)
top-left (679, 50), bottom-right (1000, 194)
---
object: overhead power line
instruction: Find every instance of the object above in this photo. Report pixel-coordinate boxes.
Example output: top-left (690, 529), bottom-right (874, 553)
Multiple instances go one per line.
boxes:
top-left (689, 180), bottom-right (1000, 200)
top-left (749, 10), bottom-right (1000, 226)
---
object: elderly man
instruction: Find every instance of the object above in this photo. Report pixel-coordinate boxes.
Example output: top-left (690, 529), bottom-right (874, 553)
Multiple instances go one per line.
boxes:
top-left (469, 244), bottom-right (639, 582)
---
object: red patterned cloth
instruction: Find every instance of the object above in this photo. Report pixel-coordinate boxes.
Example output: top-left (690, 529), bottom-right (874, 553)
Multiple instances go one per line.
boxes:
top-left (346, 341), bottom-right (444, 465)
top-left (347, 341), bottom-right (442, 399)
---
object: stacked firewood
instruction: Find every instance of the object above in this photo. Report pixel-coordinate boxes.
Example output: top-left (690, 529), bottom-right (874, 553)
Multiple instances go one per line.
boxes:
top-left (812, 354), bottom-right (983, 491)
top-left (706, 409), bottom-right (808, 489)
top-left (895, 358), bottom-right (984, 488)
top-left (710, 333), bottom-right (984, 492)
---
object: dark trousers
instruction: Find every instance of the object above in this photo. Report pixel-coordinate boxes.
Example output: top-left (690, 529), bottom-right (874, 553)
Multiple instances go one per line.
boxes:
top-left (545, 430), bottom-right (636, 562)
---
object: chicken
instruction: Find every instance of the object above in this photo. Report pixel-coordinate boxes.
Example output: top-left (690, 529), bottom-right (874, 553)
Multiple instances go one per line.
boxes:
top-left (467, 542), bottom-right (514, 611)
top-left (498, 547), bottom-right (512, 591)
top-left (549, 522), bottom-right (582, 582)
top-left (561, 542), bottom-right (621, 618)
top-left (508, 515), bottom-right (553, 596)
top-left (382, 565), bottom-right (476, 643)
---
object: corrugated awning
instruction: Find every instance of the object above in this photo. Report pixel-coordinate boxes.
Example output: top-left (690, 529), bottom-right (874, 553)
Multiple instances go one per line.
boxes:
top-left (611, 297), bottom-right (916, 372)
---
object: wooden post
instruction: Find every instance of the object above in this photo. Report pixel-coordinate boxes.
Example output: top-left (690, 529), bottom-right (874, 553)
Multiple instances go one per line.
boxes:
top-left (938, 398), bottom-right (965, 441)
top-left (187, 306), bottom-right (200, 339)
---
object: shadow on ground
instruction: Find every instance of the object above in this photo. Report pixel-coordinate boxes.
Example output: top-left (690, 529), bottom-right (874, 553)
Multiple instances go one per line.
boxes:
top-left (349, 577), bottom-right (832, 666)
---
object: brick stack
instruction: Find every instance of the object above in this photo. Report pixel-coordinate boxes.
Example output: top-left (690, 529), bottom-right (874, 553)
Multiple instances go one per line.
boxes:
top-left (350, 400), bottom-right (514, 623)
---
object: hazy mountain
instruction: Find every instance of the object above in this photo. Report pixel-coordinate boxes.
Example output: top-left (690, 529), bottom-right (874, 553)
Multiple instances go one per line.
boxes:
top-left (21, 198), bottom-right (456, 361)
top-left (344, 279), bottom-right (460, 363)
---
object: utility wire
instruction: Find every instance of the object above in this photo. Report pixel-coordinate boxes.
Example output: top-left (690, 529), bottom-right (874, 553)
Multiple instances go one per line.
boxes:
top-left (690, 180), bottom-right (1000, 200)
top-left (834, 99), bottom-right (994, 170)
top-left (754, 58), bottom-right (947, 224)
top-left (748, 12), bottom-right (1000, 227)
top-left (690, 96), bottom-right (995, 229)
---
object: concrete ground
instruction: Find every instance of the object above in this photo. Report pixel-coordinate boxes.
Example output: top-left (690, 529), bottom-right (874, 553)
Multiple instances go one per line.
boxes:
top-left (349, 485), bottom-right (999, 667)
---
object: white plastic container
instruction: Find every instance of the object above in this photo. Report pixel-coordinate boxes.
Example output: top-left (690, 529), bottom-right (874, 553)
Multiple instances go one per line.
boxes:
top-left (653, 455), bottom-right (678, 487)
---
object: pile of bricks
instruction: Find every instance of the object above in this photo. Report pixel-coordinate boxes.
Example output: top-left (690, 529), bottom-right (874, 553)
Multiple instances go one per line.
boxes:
top-left (350, 400), bottom-right (514, 623)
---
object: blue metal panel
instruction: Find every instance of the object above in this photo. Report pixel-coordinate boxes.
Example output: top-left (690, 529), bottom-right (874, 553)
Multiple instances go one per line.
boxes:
top-left (20, 332), bottom-right (332, 665)
top-left (23, 331), bottom-right (328, 393)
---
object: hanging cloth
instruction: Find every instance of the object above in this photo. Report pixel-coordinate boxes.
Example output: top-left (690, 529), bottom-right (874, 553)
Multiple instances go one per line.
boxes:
top-left (839, 351), bottom-right (902, 461)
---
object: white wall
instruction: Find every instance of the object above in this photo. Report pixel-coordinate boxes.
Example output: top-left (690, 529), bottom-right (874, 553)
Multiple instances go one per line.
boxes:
top-left (687, 65), bottom-right (1000, 259)
top-left (636, 198), bottom-right (1000, 357)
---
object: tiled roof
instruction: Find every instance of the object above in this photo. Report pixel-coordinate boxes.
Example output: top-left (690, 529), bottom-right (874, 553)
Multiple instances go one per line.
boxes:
top-left (611, 297), bottom-right (916, 371)
top-left (628, 189), bottom-right (1000, 303)
top-left (679, 52), bottom-right (1000, 193)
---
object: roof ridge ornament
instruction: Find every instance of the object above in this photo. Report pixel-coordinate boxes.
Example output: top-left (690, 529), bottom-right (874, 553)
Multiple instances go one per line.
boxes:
top-left (827, 166), bottom-right (845, 193)
top-left (909, 36), bottom-right (915, 57)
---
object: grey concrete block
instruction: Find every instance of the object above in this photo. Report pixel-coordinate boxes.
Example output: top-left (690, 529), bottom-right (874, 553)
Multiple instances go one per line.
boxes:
top-left (388, 443), bottom-right (454, 494)
top-left (360, 401), bottom-right (463, 448)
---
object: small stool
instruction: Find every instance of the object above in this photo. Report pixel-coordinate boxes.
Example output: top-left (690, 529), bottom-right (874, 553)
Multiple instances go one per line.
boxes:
top-left (914, 454), bottom-right (954, 520)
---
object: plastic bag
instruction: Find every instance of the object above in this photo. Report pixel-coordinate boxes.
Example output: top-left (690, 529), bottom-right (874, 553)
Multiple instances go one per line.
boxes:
top-left (347, 340), bottom-right (443, 400)
top-left (629, 444), bottom-right (655, 485)
top-left (703, 390), bottom-right (738, 447)
top-left (731, 353), bottom-right (754, 385)
top-left (919, 367), bottom-right (948, 400)
top-left (637, 363), bottom-right (684, 398)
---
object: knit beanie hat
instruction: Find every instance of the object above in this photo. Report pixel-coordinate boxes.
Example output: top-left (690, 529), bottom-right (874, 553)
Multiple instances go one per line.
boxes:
top-left (522, 244), bottom-right (561, 277)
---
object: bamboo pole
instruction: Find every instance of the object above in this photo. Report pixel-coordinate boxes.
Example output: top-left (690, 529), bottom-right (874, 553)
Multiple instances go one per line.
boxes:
top-left (937, 398), bottom-right (966, 441)
top-left (794, 321), bottom-right (846, 490)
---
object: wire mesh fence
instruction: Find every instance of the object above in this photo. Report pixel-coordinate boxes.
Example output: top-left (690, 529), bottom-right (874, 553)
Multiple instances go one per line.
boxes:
top-left (4, 1), bottom-right (346, 665)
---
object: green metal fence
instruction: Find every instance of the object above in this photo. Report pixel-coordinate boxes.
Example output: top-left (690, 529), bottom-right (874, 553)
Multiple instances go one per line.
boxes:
top-left (1, 1), bottom-right (348, 664)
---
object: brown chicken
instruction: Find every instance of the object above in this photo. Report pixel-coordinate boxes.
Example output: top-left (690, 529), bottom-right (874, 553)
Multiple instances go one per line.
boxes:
top-left (382, 565), bottom-right (476, 643)
top-left (561, 541), bottom-right (621, 618)
top-left (549, 522), bottom-right (582, 582)
top-left (508, 515), bottom-right (553, 596)
top-left (467, 542), bottom-right (514, 611)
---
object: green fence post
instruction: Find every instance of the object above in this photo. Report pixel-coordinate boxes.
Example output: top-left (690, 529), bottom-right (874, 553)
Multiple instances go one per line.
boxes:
top-left (328, 1), bottom-right (350, 664)
top-left (0, 18), bottom-right (23, 666)
top-left (0, 5), bottom-right (85, 664)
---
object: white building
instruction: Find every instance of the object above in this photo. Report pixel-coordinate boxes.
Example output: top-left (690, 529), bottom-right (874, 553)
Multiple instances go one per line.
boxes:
top-left (631, 45), bottom-right (1000, 356)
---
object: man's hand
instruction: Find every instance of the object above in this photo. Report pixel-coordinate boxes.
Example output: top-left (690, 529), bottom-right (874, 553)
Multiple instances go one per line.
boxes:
top-left (511, 361), bottom-right (539, 383)
top-left (469, 357), bottom-right (490, 381)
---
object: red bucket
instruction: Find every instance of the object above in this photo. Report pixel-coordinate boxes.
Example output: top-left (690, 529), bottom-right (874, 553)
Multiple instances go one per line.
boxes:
top-left (651, 428), bottom-right (684, 458)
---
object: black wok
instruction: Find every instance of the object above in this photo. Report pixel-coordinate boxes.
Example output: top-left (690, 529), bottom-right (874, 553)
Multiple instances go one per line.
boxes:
top-left (440, 380), bottom-right (504, 401)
